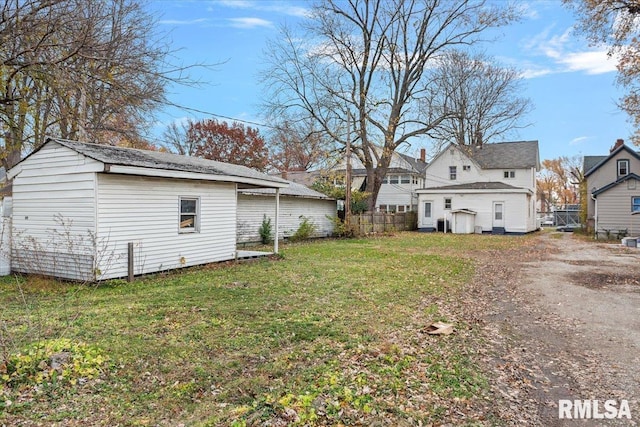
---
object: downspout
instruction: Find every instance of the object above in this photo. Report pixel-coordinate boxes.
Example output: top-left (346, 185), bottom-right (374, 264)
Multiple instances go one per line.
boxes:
top-left (591, 192), bottom-right (597, 239)
top-left (274, 188), bottom-right (280, 254)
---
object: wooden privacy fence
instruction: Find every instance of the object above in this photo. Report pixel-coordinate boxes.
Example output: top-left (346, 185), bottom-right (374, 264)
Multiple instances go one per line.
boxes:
top-left (348, 211), bottom-right (417, 234)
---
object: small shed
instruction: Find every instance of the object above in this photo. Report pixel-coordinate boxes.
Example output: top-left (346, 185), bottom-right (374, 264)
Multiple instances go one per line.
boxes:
top-left (237, 181), bottom-right (336, 244)
top-left (7, 138), bottom-right (288, 281)
top-left (450, 209), bottom-right (477, 234)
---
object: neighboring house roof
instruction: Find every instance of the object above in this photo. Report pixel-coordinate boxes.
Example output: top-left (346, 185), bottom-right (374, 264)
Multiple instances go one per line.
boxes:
top-left (397, 152), bottom-right (428, 173)
top-left (584, 143), bottom-right (640, 177)
top-left (239, 180), bottom-right (334, 200)
top-left (457, 141), bottom-right (540, 170)
top-left (274, 170), bottom-right (319, 187)
top-left (583, 155), bottom-right (607, 175)
top-left (9, 138), bottom-right (288, 188)
top-left (592, 173), bottom-right (640, 196)
top-left (351, 167), bottom-right (417, 176)
top-left (420, 181), bottom-right (523, 191)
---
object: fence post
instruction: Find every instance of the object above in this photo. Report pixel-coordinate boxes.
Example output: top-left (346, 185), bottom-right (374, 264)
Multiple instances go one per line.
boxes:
top-left (128, 242), bottom-right (134, 282)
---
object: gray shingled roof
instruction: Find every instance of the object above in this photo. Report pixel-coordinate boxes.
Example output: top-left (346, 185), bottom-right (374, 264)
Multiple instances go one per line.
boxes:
top-left (423, 182), bottom-right (522, 191)
top-left (583, 155), bottom-right (607, 175)
top-left (48, 138), bottom-right (287, 185)
top-left (397, 152), bottom-right (428, 173)
top-left (461, 141), bottom-right (539, 169)
top-left (239, 180), bottom-right (333, 199)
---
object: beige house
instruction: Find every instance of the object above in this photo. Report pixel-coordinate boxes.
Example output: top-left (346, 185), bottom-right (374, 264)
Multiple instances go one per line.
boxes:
top-left (584, 140), bottom-right (640, 238)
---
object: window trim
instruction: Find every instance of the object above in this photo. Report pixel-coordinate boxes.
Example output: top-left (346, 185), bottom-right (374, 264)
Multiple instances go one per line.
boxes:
top-left (444, 197), bottom-right (452, 210)
top-left (618, 159), bottom-right (630, 177)
top-left (179, 196), bottom-right (200, 233)
top-left (632, 196), bottom-right (640, 213)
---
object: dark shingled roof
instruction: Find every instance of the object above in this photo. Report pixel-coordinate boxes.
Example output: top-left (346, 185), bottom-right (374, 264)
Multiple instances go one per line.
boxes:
top-left (424, 182), bottom-right (522, 191)
top-left (583, 155), bottom-right (607, 175)
top-left (48, 138), bottom-right (287, 185)
top-left (239, 180), bottom-right (333, 200)
top-left (460, 141), bottom-right (539, 169)
top-left (397, 152), bottom-right (428, 173)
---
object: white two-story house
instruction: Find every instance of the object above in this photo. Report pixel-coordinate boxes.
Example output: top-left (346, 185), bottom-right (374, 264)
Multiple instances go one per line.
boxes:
top-left (416, 141), bottom-right (540, 234)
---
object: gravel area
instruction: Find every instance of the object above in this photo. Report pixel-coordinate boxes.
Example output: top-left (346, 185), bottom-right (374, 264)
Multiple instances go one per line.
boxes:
top-left (467, 232), bottom-right (640, 426)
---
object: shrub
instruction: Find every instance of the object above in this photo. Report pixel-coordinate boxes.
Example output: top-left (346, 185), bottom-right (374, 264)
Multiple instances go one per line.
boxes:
top-left (258, 215), bottom-right (273, 244)
top-left (290, 216), bottom-right (317, 242)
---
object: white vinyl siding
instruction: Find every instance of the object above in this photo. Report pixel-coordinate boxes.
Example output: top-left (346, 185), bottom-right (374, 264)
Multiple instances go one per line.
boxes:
top-left (417, 191), bottom-right (532, 233)
top-left (237, 194), bottom-right (336, 243)
top-left (96, 174), bottom-right (237, 279)
top-left (11, 143), bottom-right (100, 281)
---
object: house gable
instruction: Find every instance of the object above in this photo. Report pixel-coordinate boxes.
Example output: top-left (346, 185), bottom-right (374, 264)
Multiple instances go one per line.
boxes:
top-left (423, 141), bottom-right (539, 192)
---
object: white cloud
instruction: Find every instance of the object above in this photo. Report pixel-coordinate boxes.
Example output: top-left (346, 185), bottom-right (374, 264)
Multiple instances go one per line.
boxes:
top-left (522, 25), bottom-right (617, 77)
top-left (227, 17), bottom-right (274, 29)
top-left (159, 18), bottom-right (208, 25)
top-left (214, 0), bottom-right (311, 18)
top-left (570, 136), bottom-right (590, 146)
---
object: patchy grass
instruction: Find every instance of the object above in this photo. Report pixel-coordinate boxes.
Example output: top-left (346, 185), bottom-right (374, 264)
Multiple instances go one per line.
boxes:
top-left (0, 232), bottom-right (531, 426)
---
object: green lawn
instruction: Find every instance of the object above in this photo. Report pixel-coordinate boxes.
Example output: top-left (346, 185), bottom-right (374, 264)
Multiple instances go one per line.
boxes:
top-left (0, 232), bottom-right (529, 426)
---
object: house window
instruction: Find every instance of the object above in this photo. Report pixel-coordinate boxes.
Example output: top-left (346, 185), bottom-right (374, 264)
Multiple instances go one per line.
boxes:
top-left (382, 176), bottom-right (388, 184)
top-left (449, 166), bottom-right (457, 180)
top-left (463, 165), bottom-right (471, 171)
top-left (444, 197), bottom-right (452, 209)
top-left (379, 204), bottom-right (387, 212)
top-left (632, 197), bottom-right (640, 212)
top-left (179, 197), bottom-right (200, 232)
top-left (397, 205), bottom-right (406, 212)
top-left (412, 176), bottom-right (418, 185)
top-left (400, 175), bottom-right (410, 184)
top-left (618, 159), bottom-right (630, 177)
top-left (503, 170), bottom-right (516, 178)
top-left (390, 175), bottom-right (399, 184)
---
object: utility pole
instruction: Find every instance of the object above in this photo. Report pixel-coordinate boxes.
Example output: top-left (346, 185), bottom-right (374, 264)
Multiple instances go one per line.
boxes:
top-left (345, 111), bottom-right (352, 228)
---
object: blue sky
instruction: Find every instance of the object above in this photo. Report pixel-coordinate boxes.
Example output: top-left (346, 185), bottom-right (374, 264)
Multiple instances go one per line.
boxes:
top-left (146, 0), bottom-right (632, 163)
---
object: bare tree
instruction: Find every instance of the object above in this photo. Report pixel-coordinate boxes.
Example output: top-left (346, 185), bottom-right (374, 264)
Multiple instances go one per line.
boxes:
top-left (0, 0), bottom-right (199, 170)
top-left (261, 0), bottom-right (516, 210)
top-left (268, 118), bottom-right (334, 173)
top-left (162, 121), bottom-right (198, 156)
top-left (427, 50), bottom-right (532, 152)
top-left (564, 0), bottom-right (640, 142)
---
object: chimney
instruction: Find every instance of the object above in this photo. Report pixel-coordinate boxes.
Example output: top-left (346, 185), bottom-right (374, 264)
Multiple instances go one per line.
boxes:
top-left (419, 148), bottom-right (426, 162)
top-left (610, 138), bottom-right (624, 153)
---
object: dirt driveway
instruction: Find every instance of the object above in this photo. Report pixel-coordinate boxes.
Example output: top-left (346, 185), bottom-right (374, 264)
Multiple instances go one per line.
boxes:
top-left (475, 232), bottom-right (640, 426)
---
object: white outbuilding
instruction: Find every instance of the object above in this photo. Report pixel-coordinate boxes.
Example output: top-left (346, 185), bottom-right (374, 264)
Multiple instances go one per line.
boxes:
top-left (237, 181), bottom-right (336, 244)
top-left (6, 138), bottom-right (289, 281)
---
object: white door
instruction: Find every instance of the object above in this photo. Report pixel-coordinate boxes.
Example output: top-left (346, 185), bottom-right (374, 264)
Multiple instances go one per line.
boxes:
top-left (493, 202), bottom-right (504, 228)
top-left (423, 201), bottom-right (434, 228)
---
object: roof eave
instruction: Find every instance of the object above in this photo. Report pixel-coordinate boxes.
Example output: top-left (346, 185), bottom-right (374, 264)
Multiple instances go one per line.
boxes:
top-left (105, 164), bottom-right (289, 188)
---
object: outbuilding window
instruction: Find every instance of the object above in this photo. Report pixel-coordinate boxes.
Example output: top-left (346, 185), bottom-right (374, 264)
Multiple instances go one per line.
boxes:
top-left (179, 197), bottom-right (200, 232)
